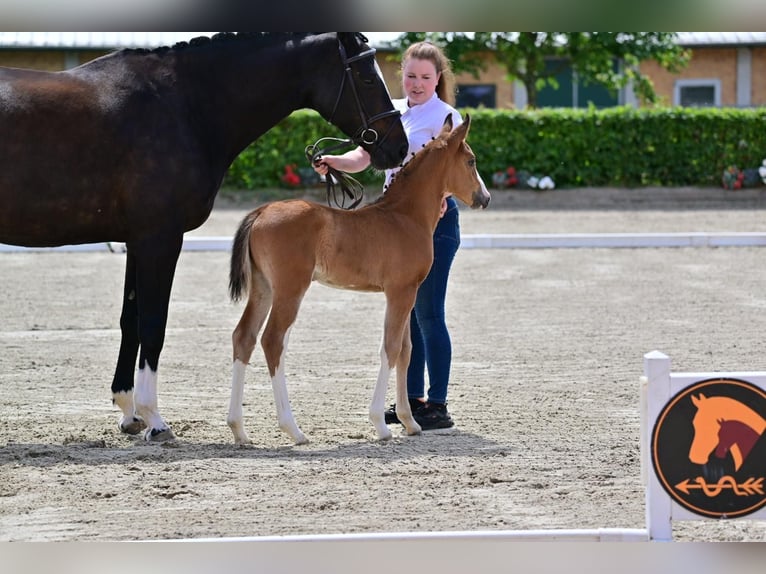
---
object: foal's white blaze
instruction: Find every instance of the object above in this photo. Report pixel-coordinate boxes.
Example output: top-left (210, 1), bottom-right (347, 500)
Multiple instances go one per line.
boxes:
top-left (134, 366), bottom-right (170, 438)
top-left (227, 359), bottom-right (250, 444)
top-left (270, 328), bottom-right (308, 445)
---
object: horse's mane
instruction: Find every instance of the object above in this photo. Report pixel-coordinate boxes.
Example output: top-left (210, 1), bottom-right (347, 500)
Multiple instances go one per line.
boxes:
top-left (383, 135), bottom-right (448, 193)
top-left (366, 135), bottom-right (448, 206)
top-left (121, 32), bottom-right (315, 57)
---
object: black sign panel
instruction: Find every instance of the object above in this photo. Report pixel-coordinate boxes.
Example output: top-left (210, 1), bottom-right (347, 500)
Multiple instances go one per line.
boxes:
top-left (651, 378), bottom-right (766, 518)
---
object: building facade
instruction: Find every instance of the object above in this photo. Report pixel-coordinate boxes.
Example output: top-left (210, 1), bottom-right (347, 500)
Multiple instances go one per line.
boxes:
top-left (1, 32), bottom-right (765, 109)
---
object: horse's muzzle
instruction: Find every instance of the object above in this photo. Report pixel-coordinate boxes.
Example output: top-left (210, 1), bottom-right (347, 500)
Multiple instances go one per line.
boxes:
top-left (471, 188), bottom-right (491, 209)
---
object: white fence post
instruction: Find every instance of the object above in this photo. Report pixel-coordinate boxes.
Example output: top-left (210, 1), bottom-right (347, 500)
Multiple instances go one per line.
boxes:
top-left (643, 350), bottom-right (673, 541)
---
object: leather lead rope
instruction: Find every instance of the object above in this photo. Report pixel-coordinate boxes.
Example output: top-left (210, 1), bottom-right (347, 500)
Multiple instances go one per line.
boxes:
top-left (305, 139), bottom-right (364, 210)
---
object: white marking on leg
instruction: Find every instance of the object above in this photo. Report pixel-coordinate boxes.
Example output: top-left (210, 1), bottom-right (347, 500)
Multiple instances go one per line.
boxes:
top-left (112, 389), bottom-right (144, 434)
top-left (370, 343), bottom-right (393, 440)
top-left (270, 328), bottom-right (307, 445)
top-left (134, 366), bottom-right (172, 440)
top-left (227, 359), bottom-right (251, 444)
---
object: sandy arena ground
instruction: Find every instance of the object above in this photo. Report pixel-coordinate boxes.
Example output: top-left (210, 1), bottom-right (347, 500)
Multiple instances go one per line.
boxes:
top-left (2, 186), bottom-right (766, 542)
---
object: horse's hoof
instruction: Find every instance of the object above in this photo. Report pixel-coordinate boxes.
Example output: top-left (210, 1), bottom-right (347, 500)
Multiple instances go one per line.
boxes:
top-left (119, 416), bottom-right (146, 435)
top-left (404, 423), bottom-right (422, 436)
top-left (293, 434), bottom-right (309, 446)
top-left (377, 428), bottom-right (393, 441)
top-left (143, 427), bottom-right (176, 442)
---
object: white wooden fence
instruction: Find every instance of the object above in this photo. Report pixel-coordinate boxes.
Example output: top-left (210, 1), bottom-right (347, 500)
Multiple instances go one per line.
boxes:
top-left (642, 350), bottom-right (766, 541)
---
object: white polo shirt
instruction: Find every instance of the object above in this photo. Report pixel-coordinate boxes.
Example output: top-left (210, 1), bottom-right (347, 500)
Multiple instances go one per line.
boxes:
top-left (384, 93), bottom-right (462, 189)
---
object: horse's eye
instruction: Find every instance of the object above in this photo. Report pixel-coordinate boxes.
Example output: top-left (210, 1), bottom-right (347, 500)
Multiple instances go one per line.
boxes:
top-left (468, 158), bottom-right (476, 167)
top-left (358, 73), bottom-right (376, 86)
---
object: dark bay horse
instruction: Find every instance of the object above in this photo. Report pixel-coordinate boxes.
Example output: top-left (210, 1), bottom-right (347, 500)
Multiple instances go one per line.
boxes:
top-left (0, 32), bottom-right (408, 441)
top-left (227, 115), bottom-right (490, 445)
top-left (715, 419), bottom-right (762, 472)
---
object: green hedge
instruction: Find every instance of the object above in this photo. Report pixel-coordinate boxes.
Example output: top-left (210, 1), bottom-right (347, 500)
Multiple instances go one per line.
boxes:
top-left (224, 107), bottom-right (766, 190)
top-left (224, 109), bottom-right (381, 190)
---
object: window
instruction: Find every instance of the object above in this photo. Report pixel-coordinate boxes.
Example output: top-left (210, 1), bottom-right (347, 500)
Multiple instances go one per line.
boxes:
top-left (536, 59), bottom-right (618, 109)
top-left (536, 59), bottom-right (574, 107)
top-left (674, 79), bottom-right (721, 107)
top-left (456, 84), bottom-right (496, 108)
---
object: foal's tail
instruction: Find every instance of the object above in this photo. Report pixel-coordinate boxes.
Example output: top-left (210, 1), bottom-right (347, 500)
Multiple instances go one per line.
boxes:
top-left (229, 212), bottom-right (256, 302)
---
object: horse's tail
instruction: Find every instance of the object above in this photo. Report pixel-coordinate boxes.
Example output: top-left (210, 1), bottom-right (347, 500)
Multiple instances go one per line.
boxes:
top-left (229, 212), bottom-right (256, 302)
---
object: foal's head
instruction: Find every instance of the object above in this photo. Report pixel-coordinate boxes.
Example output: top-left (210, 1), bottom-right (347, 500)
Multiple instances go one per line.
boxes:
top-left (434, 114), bottom-right (491, 209)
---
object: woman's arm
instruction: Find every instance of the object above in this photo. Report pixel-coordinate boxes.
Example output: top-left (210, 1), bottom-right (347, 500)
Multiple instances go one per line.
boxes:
top-left (313, 146), bottom-right (371, 175)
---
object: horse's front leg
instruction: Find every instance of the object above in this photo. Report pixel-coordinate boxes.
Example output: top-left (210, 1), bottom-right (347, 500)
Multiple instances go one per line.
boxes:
top-left (111, 249), bottom-right (145, 435)
top-left (129, 235), bottom-right (183, 442)
top-left (371, 289), bottom-right (421, 439)
top-left (394, 318), bottom-right (421, 436)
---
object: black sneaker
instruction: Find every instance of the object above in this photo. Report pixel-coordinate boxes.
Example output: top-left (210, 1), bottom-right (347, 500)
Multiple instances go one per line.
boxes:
top-left (384, 398), bottom-right (425, 424)
top-left (413, 402), bottom-right (454, 430)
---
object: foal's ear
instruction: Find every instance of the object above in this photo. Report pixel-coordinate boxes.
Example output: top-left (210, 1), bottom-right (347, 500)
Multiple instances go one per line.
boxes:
top-left (449, 113), bottom-right (471, 144)
top-left (439, 113), bottom-right (454, 138)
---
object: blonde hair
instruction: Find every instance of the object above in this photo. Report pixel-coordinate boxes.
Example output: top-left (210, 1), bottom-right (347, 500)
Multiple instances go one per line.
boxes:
top-left (401, 41), bottom-right (456, 106)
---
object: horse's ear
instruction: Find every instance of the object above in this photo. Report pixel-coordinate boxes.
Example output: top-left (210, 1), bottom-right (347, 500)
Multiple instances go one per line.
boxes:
top-left (457, 113), bottom-right (471, 138)
top-left (691, 394), bottom-right (707, 408)
top-left (337, 33), bottom-right (360, 52)
top-left (449, 113), bottom-right (471, 144)
top-left (439, 113), bottom-right (454, 138)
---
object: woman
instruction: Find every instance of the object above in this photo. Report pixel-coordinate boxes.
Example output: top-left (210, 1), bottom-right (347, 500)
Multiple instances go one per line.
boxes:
top-left (314, 41), bottom-right (462, 430)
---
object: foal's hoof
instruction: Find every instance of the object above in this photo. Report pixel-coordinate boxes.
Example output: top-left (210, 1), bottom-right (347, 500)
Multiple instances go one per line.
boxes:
top-left (293, 434), bottom-right (309, 446)
top-left (143, 427), bottom-right (176, 442)
top-left (377, 427), bottom-right (393, 441)
top-left (119, 416), bottom-right (146, 435)
top-left (404, 422), bottom-right (422, 436)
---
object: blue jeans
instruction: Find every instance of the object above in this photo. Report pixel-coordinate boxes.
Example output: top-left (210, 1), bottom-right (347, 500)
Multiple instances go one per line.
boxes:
top-left (406, 196), bottom-right (460, 404)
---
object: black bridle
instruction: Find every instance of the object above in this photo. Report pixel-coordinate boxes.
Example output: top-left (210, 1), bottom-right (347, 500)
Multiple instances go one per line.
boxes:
top-left (306, 34), bottom-right (402, 210)
top-left (328, 34), bottom-right (402, 150)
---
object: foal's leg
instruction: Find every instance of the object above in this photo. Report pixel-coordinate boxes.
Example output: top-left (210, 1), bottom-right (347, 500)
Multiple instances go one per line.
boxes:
top-left (130, 235), bottom-right (183, 442)
top-left (261, 286), bottom-right (310, 445)
top-left (228, 273), bottom-right (272, 445)
top-left (111, 250), bottom-right (145, 435)
top-left (370, 289), bottom-right (422, 439)
top-left (395, 319), bottom-right (420, 434)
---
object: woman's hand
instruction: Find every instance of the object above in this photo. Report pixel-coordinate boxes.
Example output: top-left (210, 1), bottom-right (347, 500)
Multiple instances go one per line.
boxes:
top-left (439, 196), bottom-right (448, 218)
top-left (311, 146), bottom-right (372, 176)
top-left (312, 156), bottom-right (336, 177)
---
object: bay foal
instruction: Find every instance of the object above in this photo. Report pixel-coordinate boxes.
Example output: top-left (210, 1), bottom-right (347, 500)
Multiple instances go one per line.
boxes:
top-left (228, 114), bottom-right (490, 444)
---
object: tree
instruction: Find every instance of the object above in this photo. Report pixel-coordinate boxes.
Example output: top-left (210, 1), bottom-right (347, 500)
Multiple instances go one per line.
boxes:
top-left (393, 32), bottom-right (690, 109)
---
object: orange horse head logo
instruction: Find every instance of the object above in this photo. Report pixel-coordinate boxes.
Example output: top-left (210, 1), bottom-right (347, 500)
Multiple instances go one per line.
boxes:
top-left (690, 393), bottom-right (766, 471)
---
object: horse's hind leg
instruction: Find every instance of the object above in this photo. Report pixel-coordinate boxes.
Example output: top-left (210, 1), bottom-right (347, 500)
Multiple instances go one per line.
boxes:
top-left (228, 272), bottom-right (272, 445)
top-left (111, 250), bottom-right (145, 435)
top-left (261, 287), bottom-right (310, 445)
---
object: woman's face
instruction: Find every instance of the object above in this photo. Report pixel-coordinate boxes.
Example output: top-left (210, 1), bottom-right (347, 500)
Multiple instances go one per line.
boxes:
top-left (402, 57), bottom-right (440, 107)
